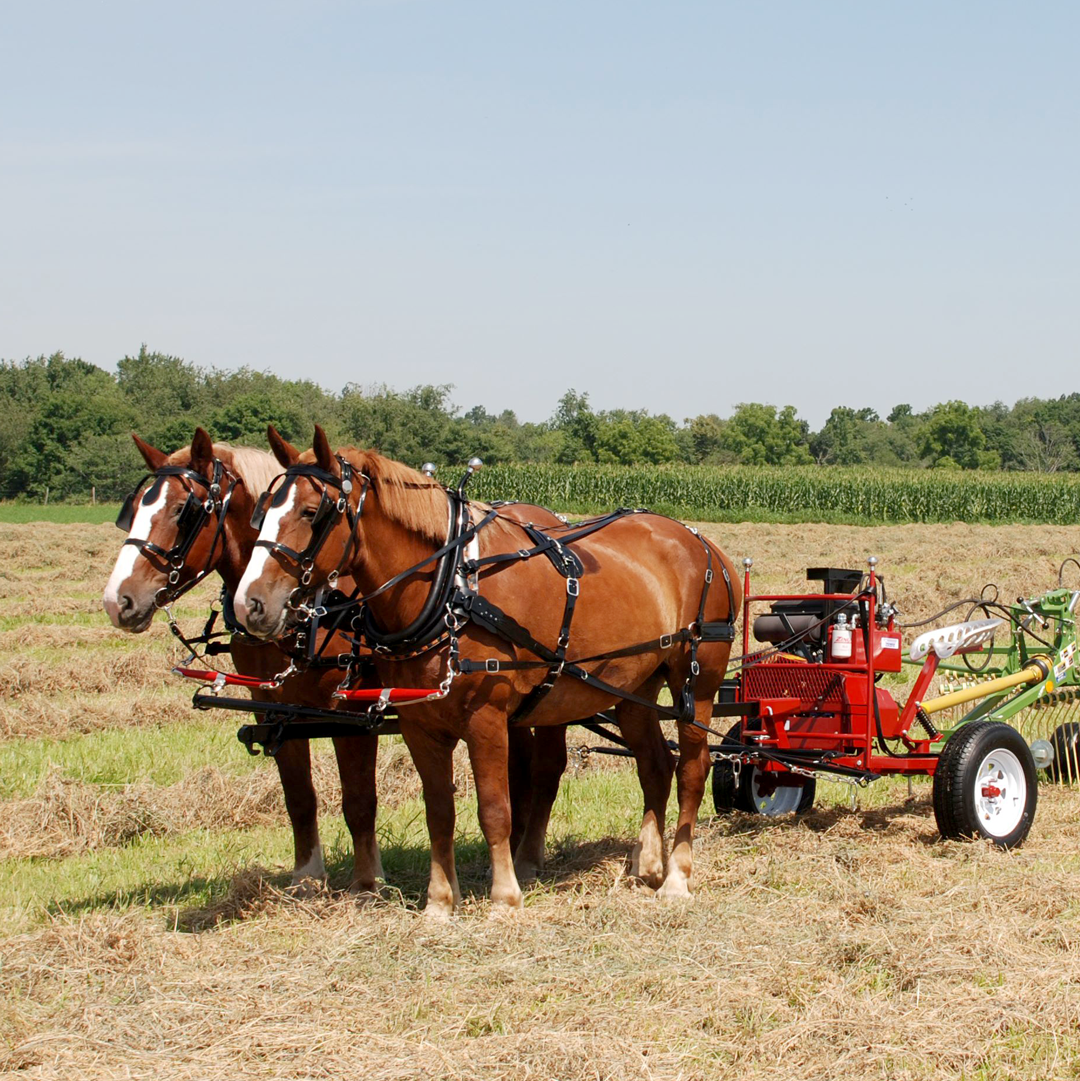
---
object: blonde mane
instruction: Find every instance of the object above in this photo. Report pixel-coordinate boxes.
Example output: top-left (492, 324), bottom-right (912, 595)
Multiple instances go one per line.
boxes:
top-left (215, 444), bottom-right (280, 496)
top-left (339, 449), bottom-right (450, 543)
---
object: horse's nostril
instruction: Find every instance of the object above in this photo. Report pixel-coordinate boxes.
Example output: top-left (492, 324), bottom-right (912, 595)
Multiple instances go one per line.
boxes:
top-left (247, 596), bottom-right (265, 617)
top-left (119, 594), bottom-right (134, 612)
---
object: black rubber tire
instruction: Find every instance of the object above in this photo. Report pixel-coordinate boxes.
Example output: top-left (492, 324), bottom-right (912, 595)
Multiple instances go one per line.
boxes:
top-left (712, 723), bottom-right (815, 815)
top-left (711, 724), bottom-right (742, 814)
top-left (735, 766), bottom-right (816, 815)
top-left (932, 721), bottom-right (1037, 849)
top-left (1048, 722), bottom-right (1080, 784)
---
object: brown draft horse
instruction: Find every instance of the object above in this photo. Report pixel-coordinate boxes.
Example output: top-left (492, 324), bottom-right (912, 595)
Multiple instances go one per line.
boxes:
top-left (235, 426), bottom-right (741, 917)
top-left (102, 429), bottom-right (568, 891)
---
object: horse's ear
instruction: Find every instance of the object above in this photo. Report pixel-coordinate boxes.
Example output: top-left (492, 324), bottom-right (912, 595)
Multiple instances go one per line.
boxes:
top-left (190, 427), bottom-right (214, 474)
top-left (313, 425), bottom-right (337, 473)
top-left (132, 432), bottom-right (168, 471)
top-left (267, 425), bottom-right (299, 467)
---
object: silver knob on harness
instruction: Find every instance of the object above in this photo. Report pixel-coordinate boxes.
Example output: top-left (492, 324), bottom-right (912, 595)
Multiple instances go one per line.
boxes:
top-left (421, 462), bottom-right (437, 477)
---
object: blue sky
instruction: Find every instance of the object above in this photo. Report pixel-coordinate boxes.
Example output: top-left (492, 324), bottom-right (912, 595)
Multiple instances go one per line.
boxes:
top-left (2, 1), bottom-right (1077, 427)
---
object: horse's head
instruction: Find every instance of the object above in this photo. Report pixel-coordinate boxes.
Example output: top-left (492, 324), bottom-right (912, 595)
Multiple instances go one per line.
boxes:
top-left (234, 425), bottom-right (361, 639)
top-left (103, 428), bottom-right (244, 631)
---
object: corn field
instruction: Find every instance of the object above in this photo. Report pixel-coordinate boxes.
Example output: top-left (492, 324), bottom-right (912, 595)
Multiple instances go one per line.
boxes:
top-left (472, 464), bottom-right (1080, 524)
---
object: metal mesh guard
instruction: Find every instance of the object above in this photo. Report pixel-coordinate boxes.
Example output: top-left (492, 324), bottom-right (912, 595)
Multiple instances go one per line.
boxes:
top-left (743, 664), bottom-right (845, 705)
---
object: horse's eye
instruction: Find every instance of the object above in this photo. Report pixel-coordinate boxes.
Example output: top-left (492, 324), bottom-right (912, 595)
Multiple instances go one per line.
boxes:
top-left (301, 508), bottom-right (317, 522)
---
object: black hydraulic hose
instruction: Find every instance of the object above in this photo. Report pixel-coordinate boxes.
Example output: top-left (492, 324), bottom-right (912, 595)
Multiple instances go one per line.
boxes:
top-left (1059, 557), bottom-right (1080, 588)
top-left (899, 595), bottom-right (996, 629)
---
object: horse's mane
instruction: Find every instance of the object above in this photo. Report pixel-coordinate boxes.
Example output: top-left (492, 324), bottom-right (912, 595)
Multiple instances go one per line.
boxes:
top-left (215, 444), bottom-right (280, 496)
top-left (340, 448), bottom-right (450, 544)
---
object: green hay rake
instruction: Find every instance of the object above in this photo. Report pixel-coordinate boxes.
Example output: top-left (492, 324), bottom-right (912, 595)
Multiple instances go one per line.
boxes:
top-left (914, 583), bottom-right (1080, 783)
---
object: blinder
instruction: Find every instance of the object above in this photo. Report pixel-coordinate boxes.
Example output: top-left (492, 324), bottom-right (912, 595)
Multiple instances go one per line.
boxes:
top-left (117, 459), bottom-right (236, 606)
top-left (252, 458), bottom-right (367, 591)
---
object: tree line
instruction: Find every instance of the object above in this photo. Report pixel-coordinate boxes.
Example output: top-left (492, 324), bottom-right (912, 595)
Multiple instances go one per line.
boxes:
top-left (3, 347), bottom-right (1080, 501)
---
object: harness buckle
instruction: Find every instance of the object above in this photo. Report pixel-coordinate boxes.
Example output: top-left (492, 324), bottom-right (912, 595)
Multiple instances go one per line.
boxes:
top-left (660, 633), bottom-right (673, 649)
top-left (327, 570), bottom-right (339, 587)
top-left (518, 549), bottom-right (532, 559)
top-left (311, 606), bottom-right (328, 620)
top-left (691, 660), bottom-right (700, 676)
top-left (557, 633), bottom-right (570, 650)
top-left (567, 577), bottom-right (579, 597)
top-left (705, 569), bottom-right (713, 584)
top-left (485, 658), bottom-right (500, 674)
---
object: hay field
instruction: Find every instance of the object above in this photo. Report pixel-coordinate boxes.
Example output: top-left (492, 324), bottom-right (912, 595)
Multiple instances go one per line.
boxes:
top-left (4, 519), bottom-right (1080, 1079)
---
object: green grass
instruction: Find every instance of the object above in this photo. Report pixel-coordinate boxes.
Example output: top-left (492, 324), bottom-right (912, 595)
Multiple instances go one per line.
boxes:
top-left (0, 719), bottom-right (265, 800)
top-left (0, 722), bottom-right (928, 935)
top-left (0, 502), bottom-right (121, 524)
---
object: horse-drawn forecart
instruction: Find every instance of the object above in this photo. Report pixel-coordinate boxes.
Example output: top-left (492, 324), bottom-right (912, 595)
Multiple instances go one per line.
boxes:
top-left (105, 426), bottom-right (1080, 915)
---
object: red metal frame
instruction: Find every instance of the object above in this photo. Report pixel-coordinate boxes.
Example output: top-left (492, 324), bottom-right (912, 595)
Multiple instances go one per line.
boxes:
top-left (738, 562), bottom-right (939, 783)
top-left (173, 665), bottom-right (444, 703)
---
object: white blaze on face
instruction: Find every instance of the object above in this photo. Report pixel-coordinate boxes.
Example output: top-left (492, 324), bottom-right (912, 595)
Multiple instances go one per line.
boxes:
top-left (235, 481), bottom-right (297, 622)
top-left (102, 483), bottom-right (169, 623)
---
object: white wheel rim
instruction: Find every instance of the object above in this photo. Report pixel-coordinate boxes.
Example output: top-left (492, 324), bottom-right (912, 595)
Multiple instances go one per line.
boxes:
top-left (750, 767), bottom-right (805, 815)
top-left (972, 748), bottom-right (1027, 839)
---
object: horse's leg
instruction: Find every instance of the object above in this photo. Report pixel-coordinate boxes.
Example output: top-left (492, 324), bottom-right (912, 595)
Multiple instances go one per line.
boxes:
top-left (465, 713), bottom-right (523, 913)
top-left (616, 674), bottom-right (673, 889)
top-left (513, 724), bottom-right (568, 882)
top-left (400, 724), bottom-right (461, 919)
top-left (332, 734), bottom-right (383, 896)
top-left (657, 695), bottom-right (713, 900)
top-left (272, 738), bottom-right (324, 886)
top-left (507, 726), bottom-right (534, 857)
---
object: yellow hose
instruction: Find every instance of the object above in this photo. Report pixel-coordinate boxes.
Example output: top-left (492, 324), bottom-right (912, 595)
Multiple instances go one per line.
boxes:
top-left (919, 656), bottom-right (1052, 716)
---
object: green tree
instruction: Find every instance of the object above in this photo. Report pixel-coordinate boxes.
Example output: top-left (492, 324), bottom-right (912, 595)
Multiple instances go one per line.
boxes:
top-left (340, 383), bottom-right (457, 467)
top-left (721, 403), bottom-right (812, 466)
top-left (684, 414), bottom-right (727, 464)
top-left (917, 400), bottom-right (999, 470)
top-left (550, 389), bottom-right (599, 464)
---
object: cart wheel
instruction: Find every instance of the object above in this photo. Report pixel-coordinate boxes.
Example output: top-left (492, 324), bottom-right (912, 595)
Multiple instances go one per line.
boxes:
top-left (1048, 722), bottom-right (1080, 784)
top-left (736, 765), bottom-right (816, 816)
top-left (933, 721), bottom-right (1037, 849)
top-left (711, 724), bottom-right (742, 814)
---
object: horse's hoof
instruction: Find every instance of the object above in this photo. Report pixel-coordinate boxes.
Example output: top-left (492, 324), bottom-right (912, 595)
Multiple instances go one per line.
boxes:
top-left (348, 885), bottom-right (383, 907)
top-left (514, 859), bottom-right (542, 884)
top-left (655, 874), bottom-right (693, 902)
top-left (488, 899), bottom-right (524, 921)
top-left (286, 876), bottom-right (326, 899)
top-left (628, 843), bottom-right (664, 889)
top-left (423, 901), bottom-right (455, 922)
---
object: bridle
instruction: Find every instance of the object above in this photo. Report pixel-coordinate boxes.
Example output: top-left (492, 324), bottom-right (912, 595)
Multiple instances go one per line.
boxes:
top-left (116, 459), bottom-right (239, 608)
top-left (251, 458), bottom-right (369, 597)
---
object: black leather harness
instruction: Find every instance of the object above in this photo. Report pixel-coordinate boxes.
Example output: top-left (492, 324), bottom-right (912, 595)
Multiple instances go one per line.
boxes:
top-left (257, 462), bottom-right (737, 727)
top-left (116, 459), bottom-right (239, 610)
